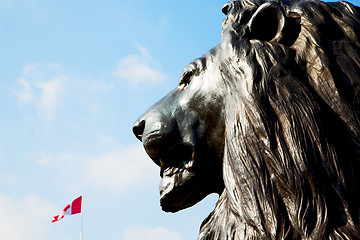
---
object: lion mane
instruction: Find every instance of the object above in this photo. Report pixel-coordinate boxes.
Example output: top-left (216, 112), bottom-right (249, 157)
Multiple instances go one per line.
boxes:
top-left (199, 0), bottom-right (360, 239)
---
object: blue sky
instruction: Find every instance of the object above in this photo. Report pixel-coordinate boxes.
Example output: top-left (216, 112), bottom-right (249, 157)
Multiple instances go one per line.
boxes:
top-left (0, 0), bottom-right (359, 239)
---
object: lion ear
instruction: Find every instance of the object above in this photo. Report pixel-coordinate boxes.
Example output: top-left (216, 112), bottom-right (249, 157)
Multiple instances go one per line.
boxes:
top-left (248, 2), bottom-right (285, 42)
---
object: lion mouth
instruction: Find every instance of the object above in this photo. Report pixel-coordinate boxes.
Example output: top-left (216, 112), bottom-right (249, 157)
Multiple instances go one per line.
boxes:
top-left (159, 159), bottom-right (195, 210)
top-left (160, 158), bottom-right (194, 177)
top-left (159, 158), bottom-right (194, 198)
top-left (142, 131), bottom-right (200, 211)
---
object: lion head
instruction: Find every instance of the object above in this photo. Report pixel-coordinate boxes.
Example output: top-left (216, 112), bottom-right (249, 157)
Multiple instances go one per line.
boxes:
top-left (133, 46), bottom-right (226, 212)
top-left (133, 0), bottom-right (360, 239)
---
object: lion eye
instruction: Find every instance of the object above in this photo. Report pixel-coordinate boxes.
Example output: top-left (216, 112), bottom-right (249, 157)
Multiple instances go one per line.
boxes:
top-left (179, 71), bottom-right (193, 87)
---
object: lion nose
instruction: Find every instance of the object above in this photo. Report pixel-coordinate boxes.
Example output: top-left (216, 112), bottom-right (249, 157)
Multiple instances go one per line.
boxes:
top-left (133, 120), bottom-right (145, 141)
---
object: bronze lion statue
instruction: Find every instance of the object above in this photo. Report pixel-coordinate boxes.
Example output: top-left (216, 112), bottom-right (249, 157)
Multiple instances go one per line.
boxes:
top-left (133, 0), bottom-right (360, 239)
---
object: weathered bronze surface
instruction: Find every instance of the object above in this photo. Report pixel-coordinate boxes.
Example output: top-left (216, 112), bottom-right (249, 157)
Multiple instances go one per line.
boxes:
top-left (133, 0), bottom-right (360, 239)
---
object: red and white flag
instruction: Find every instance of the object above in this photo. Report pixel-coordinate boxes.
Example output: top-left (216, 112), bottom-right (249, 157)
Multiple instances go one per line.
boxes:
top-left (52, 195), bottom-right (82, 223)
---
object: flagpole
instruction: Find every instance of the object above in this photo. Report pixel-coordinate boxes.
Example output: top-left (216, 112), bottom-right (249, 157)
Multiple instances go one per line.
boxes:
top-left (80, 192), bottom-right (83, 240)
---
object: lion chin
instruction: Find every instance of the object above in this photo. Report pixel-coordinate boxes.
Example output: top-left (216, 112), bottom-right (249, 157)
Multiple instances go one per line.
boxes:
top-left (134, 0), bottom-right (360, 239)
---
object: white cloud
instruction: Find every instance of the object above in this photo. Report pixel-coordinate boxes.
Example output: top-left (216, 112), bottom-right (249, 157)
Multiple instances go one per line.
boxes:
top-left (83, 144), bottom-right (158, 191)
top-left (14, 63), bottom-right (117, 121)
top-left (0, 193), bottom-right (57, 240)
top-left (14, 63), bottom-right (69, 121)
top-left (35, 76), bottom-right (67, 121)
top-left (32, 135), bottom-right (159, 192)
top-left (22, 63), bottom-right (64, 79)
top-left (33, 152), bottom-right (51, 166)
top-left (14, 77), bottom-right (34, 104)
top-left (89, 78), bottom-right (115, 92)
top-left (123, 225), bottom-right (182, 240)
top-left (115, 45), bottom-right (167, 85)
